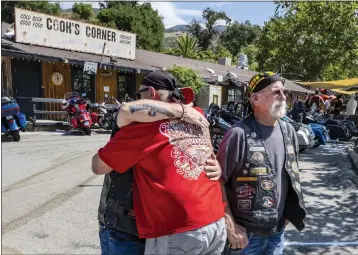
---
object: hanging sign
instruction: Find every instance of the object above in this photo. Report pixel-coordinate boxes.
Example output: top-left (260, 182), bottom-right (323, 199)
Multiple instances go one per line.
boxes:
top-left (83, 61), bottom-right (98, 75)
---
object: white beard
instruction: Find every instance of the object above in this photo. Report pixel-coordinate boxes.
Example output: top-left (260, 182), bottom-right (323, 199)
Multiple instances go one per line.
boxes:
top-left (270, 100), bottom-right (287, 119)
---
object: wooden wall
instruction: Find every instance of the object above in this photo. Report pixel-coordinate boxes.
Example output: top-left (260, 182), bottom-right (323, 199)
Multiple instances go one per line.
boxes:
top-left (42, 62), bottom-right (71, 120)
top-left (1, 56), bottom-right (13, 97)
top-left (95, 68), bottom-right (118, 103)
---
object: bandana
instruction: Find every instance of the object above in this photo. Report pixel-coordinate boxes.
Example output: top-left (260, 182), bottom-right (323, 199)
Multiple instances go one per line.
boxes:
top-left (248, 72), bottom-right (284, 95)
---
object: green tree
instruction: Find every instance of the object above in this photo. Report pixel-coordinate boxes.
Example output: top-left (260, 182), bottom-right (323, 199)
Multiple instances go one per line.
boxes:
top-left (173, 34), bottom-right (204, 59)
top-left (97, 1), bottom-right (165, 51)
top-left (219, 20), bottom-right (262, 58)
top-left (72, 3), bottom-right (93, 20)
top-left (256, 2), bottom-right (358, 81)
top-left (2, 1), bottom-right (61, 23)
top-left (166, 65), bottom-right (204, 98)
top-left (188, 8), bottom-right (231, 50)
top-left (240, 44), bottom-right (259, 71)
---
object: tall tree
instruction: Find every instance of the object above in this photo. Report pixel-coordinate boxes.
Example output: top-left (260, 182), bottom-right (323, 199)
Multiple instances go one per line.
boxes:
top-left (188, 8), bottom-right (231, 50)
top-left (96, 1), bottom-right (165, 51)
top-left (173, 34), bottom-right (203, 59)
top-left (1, 1), bottom-right (61, 23)
top-left (256, 2), bottom-right (358, 81)
top-left (219, 20), bottom-right (262, 58)
top-left (72, 3), bottom-right (93, 20)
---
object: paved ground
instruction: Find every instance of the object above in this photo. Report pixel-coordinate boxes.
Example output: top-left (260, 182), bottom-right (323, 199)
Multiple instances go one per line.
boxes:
top-left (1, 132), bottom-right (358, 254)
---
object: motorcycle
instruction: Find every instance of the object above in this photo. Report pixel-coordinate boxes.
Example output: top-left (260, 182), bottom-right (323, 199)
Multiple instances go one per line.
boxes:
top-left (281, 115), bottom-right (316, 152)
top-left (205, 103), bottom-right (232, 154)
top-left (96, 97), bottom-right (121, 130)
top-left (295, 104), bottom-right (351, 141)
top-left (62, 92), bottom-right (93, 135)
top-left (1, 96), bottom-right (27, 141)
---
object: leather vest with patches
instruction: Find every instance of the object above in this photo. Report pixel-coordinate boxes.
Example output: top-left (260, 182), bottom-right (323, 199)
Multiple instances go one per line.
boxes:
top-left (97, 114), bottom-right (138, 236)
top-left (230, 115), bottom-right (306, 236)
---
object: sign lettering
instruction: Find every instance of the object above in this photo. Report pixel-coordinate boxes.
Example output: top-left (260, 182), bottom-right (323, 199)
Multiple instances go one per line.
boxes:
top-left (15, 8), bottom-right (136, 60)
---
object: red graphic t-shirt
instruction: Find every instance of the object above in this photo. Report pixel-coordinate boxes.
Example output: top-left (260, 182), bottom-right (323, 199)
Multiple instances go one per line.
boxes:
top-left (98, 109), bottom-right (225, 238)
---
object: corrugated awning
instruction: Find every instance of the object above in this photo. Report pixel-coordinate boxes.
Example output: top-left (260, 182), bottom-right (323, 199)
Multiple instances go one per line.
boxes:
top-left (299, 78), bottom-right (358, 89)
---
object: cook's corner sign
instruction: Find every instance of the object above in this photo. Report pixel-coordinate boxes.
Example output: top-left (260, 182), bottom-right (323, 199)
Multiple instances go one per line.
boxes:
top-left (84, 61), bottom-right (98, 75)
top-left (14, 7), bottom-right (137, 60)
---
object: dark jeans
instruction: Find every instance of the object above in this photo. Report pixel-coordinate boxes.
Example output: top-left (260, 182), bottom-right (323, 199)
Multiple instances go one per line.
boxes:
top-left (222, 229), bottom-right (285, 255)
top-left (99, 223), bottom-right (145, 255)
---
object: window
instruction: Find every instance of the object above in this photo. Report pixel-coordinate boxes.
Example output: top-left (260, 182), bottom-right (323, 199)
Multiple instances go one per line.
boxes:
top-left (71, 66), bottom-right (95, 102)
top-left (117, 75), bottom-right (127, 101)
top-left (228, 89), bottom-right (242, 104)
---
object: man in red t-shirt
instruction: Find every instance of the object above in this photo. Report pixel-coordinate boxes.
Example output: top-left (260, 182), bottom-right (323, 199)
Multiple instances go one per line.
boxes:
top-left (92, 71), bottom-right (226, 254)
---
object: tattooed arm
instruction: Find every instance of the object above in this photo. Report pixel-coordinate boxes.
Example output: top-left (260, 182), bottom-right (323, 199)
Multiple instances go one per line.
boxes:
top-left (117, 99), bottom-right (209, 128)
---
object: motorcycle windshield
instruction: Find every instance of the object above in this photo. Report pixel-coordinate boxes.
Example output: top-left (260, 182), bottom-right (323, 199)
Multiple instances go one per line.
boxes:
top-left (64, 92), bottom-right (81, 100)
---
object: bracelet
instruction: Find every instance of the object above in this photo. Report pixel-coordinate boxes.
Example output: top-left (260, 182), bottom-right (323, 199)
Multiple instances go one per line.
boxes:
top-left (179, 103), bottom-right (187, 121)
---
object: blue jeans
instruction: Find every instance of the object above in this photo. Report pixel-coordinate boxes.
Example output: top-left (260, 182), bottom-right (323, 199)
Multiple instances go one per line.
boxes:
top-left (99, 223), bottom-right (145, 255)
top-left (223, 230), bottom-right (285, 255)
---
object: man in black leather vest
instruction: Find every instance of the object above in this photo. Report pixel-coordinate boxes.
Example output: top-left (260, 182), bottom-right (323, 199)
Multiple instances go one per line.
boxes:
top-left (97, 70), bottom-right (222, 255)
top-left (218, 72), bottom-right (306, 255)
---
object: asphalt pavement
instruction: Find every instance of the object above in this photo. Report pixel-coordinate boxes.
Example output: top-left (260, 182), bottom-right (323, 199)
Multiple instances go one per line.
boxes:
top-left (1, 131), bottom-right (358, 254)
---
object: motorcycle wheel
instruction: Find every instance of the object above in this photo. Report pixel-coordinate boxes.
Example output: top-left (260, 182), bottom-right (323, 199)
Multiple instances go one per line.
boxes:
top-left (97, 116), bottom-right (104, 129)
top-left (11, 130), bottom-right (20, 141)
top-left (84, 127), bottom-right (91, 135)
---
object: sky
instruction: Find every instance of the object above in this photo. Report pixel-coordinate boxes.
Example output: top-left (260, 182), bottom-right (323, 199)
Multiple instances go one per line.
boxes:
top-left (59, 1), bottom-right (277, 28)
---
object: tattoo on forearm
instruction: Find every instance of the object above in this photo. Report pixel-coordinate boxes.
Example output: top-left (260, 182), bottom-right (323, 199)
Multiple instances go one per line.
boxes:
top-left (128, 104), bottom-right (175, 118)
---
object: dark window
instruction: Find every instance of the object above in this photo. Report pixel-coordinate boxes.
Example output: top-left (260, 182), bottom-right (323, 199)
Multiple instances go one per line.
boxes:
top-left (228, 89), bottom-right (242, 104)
top-left (71, 66), bottom-right (95, 102)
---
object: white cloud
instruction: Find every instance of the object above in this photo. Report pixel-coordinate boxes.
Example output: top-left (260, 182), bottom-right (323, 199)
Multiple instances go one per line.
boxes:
top-left (149, 2), bottom-right (202, 28)
top-left (176, 9), bottom-right (202, 17)
top-left (57, 1), bottom-right (201, 29)
top-left (209, 2), bottom-right (232, 8)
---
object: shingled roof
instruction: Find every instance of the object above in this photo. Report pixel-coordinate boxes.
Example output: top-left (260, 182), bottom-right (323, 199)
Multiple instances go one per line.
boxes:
top-left (1, 22), bottom-right (312, 93)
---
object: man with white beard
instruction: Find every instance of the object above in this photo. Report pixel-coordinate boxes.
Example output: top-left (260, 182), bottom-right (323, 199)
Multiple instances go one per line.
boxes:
top-left (218, 72), bottom-right (306, 255)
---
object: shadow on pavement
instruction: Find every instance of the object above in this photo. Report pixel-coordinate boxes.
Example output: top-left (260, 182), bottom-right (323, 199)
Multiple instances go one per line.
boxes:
top-left (285, 142), bottom-right (358, 254)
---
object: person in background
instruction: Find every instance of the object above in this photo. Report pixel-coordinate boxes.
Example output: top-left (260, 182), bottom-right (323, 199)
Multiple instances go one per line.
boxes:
top-left (324, 96), bottom-right (333, 114)
top-left (346, 94), bottom-right (357, 115)
top-left (94, 70), bottom-right (227, 255)
top-left (333, 94), bottom-right (343, 117)
top-left (218, 72), bottom-right (306, 255)
top-left (306, 89), bottom-right (325, 112)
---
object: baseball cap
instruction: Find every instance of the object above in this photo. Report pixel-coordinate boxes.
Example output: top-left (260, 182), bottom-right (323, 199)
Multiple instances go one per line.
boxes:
top-left (248, 72), bottom-right (284, 95)
top-left (141, 70), bottom-right (194, 104)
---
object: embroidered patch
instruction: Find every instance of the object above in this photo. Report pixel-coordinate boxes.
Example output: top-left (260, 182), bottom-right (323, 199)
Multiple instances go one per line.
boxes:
top-left (287, 145), bottom-right (295, 154)
top-left (261, 196), bottom-right (274, 208)
top-left (236, 184), bottom-right (256, 199)
top-left (250, 167), bottom-right (269, 176)
top-left (237, 177), bottom-right (258, 182)
top-left (291, 162), bottom-right (299, 173)
top-left (261, 180), bottom-right (274, 191)
top-left (251, 152), bottom-right (264, 162)
top-left (295, 182), bottom-right (302, 192)
top-left (251, 132), bottom-right (257, 138)
top-left (249, 146), bottom-right (265, 152)
top-left (238, 200), bottom-right (252, 211)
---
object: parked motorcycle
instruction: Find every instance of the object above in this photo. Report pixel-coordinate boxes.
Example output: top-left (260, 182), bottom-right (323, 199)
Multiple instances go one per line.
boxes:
top-left (1, 96), bottom-right (27, 141)
top-left (62, 92), bottom-right (92, 135)
top-left (96, 97), bottom-right (121, 130)
top-left (205, 103), bottom-right (232, 153)
top-left (281, 116), bottom-right (316, 152)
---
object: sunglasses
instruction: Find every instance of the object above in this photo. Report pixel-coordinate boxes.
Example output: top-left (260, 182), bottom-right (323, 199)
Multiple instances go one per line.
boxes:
top-left (135, 88), bottom-right (150, 99)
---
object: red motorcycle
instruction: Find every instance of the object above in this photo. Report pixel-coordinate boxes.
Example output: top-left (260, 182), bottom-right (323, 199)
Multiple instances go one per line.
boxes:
top-left (62, 92), bottom-right (92, 135)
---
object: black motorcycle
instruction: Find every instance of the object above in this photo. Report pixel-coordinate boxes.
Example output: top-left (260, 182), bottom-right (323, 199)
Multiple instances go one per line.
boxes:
top-left (96, 97), bottom-right (121, 130)
top-left (205, 103), bottom-right (232, 154)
